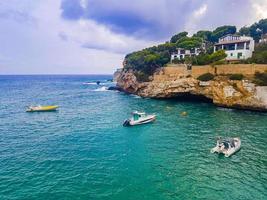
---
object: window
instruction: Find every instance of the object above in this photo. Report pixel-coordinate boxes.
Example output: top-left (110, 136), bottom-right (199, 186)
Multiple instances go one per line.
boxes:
top-left (246, 42), bottom-right (250, 50)
top-left (224, 44), bottom-right (235, 50)
top-left (237, 43), bottom-right (244, 50)
top-left (215, 45), bottom-right (222, 51)
top-left (237, 52), bottom-right (243, 59)
top-left (230, 53), bottom-right (233, 56)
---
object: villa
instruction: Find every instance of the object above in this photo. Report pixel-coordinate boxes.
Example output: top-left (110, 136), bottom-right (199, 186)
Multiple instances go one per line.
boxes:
top-left (171, 47), bottom-right (203, 62)
top-left (214, 34), bottom-right (255, 60)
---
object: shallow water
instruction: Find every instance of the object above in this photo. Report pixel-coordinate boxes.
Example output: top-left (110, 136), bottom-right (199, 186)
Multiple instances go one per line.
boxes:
top-left (0, 75), bottom-right (266, 200)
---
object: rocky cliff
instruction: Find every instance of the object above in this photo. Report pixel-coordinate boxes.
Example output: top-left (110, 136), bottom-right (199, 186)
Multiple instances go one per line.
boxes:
top-left (116, 69), bottom-right (267, 112)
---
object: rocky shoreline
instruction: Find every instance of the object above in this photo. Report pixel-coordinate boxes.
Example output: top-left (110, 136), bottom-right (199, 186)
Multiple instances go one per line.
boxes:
top-left (115, 68), bottom-right (267, 112)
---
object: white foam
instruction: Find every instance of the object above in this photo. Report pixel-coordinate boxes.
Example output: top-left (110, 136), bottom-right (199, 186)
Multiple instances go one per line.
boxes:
top-left (93, 86), bottom-right (108, 92)
top-left (83, 82), bottom-right (97, 85)
top-left (129, 94), bottom-right (141, 99)
top-left (217, 107), bottom-right (233, 112)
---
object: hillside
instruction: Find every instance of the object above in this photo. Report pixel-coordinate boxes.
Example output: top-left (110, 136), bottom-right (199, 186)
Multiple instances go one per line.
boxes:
top-left (123, 18), bottom-right (267, 81)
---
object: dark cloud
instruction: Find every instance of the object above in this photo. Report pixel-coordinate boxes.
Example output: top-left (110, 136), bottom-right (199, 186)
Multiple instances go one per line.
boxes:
top-left (60, 0), bottom-right (260, 41)
top-left (60, 0), bottom-right (204, 40)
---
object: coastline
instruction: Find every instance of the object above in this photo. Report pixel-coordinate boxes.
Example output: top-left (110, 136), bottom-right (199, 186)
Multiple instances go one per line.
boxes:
top-left (115, 64), bottom-right (267, 112)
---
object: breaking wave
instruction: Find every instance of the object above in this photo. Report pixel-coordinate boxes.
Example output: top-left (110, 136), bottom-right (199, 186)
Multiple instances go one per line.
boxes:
top-left (93, 86), bottom-right (109, 92)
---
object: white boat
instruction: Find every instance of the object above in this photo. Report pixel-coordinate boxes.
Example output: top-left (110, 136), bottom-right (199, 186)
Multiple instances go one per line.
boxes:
top-left (211, 137), bottom-right (241, 157)
top-left (123, 111), bottom-right (156, 126)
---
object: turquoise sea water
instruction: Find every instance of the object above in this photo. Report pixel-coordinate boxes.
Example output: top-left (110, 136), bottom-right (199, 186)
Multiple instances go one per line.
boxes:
top-left (0, 75), bottom-right (266, 200)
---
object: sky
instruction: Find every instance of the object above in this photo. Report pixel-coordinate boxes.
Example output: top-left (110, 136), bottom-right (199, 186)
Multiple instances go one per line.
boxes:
top-left (0, 0), bottom-right (267, 74)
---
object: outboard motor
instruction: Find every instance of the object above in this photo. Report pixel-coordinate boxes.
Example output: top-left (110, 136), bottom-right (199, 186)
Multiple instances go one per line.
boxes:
top-left (123, 119), bottom-right (130, 126)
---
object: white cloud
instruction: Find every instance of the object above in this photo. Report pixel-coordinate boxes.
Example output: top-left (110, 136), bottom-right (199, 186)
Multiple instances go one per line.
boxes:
top-left (193, 4), bottom-right (208, 18)
top-left (80, 0), bottom-right (87, 9)
top-left (0, 0), bottom-right (156, 74)
top-left (185, 4), bottom-right (208, 34)
top-left (251, 0), bottom-right (267, 19)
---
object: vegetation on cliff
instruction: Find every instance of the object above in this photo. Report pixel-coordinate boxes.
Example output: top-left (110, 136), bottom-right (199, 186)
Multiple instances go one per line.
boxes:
top-left (254, 71), bottom-right (267, 86)
top-left (229, 74), bottom-right (244, 81)
top-left (197, 73), bottom-right (215, 82)
top-left (124, 18), bottom-right (267, 81)
top-left (248, 43), bottom-right (267, 64)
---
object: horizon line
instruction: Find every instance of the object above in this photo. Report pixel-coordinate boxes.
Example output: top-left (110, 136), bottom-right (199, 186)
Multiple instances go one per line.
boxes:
top-left (0, 73), bottom-right (113, 76)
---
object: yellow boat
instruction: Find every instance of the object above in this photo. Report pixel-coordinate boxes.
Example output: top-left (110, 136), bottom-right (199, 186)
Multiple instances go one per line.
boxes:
top-left (26, 105), bottom-right (59, 112)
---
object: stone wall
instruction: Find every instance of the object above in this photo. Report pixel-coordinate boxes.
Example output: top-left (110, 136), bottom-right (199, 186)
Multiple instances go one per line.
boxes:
top-left (216, 64), bottom-right (267, 75)
top-left (165, 64), bottom-right (267, 78)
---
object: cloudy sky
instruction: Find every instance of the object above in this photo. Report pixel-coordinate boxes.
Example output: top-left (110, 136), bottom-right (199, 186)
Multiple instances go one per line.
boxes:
top-left (0, 0), bottom-right (267, 74)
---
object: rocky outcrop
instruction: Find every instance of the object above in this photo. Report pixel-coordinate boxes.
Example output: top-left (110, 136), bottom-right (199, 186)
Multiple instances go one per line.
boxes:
top-left (116, 69), bottom-right (267, 112)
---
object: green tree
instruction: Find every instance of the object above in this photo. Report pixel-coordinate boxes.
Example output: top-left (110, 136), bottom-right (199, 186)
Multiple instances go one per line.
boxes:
top-left (209, 50), bottom-right (227, 63)
top-left (211, 25), bottom-right (237, 42)
top-left (176, 36), bottom-right (202, 49)
top-left (258, 19), bottom-right (267, 34)
top-left (170, 32), bottom-right (188, 43)
top-left (193, 30), bottom-right (212, 42)
top-left (239, 26), bottom-right (250, 36)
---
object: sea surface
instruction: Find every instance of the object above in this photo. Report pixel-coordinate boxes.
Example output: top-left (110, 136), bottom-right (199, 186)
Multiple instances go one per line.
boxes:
top-left (0, 75), bottom-right (266, 200)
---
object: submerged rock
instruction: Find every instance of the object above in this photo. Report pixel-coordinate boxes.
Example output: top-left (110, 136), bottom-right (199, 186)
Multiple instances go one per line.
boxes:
top-left (107, 86), bottom-right (122, 91)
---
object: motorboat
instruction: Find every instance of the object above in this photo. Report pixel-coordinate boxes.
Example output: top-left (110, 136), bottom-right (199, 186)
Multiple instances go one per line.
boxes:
top-left (26, 105), bottom-right (59, 112)
top-left (211, 137), bottom-right (241, 157)
top-left (123, 111), bottom-right (156, 126)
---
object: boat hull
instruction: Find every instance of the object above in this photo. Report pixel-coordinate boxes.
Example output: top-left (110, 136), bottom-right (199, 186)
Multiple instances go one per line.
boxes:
top-left (123, 115), bottom-right (156, 126)
top-left (211, 137), bottom-right (241, 157)
top-left (26, 105), bottom-right (59, 112)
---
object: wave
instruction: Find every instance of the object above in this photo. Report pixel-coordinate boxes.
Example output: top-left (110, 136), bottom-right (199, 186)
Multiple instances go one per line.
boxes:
top-left (93, 86), bottom-right (109, 92)
top-left (217, 107), bottom-right (234, 112)
top-left (129, 94), bottom-right (141, 98)
top-left (83, 82), bottom-right (97, 85)
top-left (83, 82), bottom-right (111, 85)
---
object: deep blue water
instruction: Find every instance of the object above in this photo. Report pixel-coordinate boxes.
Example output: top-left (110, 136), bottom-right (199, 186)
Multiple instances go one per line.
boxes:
top-left (0, 75), bottom-right (266, 200)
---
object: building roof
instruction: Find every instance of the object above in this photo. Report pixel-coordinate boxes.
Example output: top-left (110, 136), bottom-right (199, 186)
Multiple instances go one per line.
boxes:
top-left (215, 34), bottom-right (253, 45)
top-left (215, 39), bottom-right (250, 45)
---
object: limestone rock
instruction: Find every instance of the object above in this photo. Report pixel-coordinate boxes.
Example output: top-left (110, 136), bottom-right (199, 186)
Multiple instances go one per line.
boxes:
top-left (116, 69), bottom-right (267, 111)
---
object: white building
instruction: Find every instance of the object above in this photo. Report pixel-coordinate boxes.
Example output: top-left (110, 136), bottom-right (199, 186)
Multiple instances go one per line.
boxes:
top-left (214, 34), bottom-right (255, 60)
top-left (171, 47), bottom-right (202, 62)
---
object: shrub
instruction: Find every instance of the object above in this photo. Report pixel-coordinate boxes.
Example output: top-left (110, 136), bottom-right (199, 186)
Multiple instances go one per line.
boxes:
top-left (192, 50), bottom-right (227, 66)
top-left (212, 59), bottom-right (227, 66)
top-left (172, 58), bottom-right (182, 64)
top-left (197, 73), bottom-right (215, 81)
top-left (251, 51), bottom-right (267, 64)
top-left (254, 71), bottom-right (267, 86)
top-left (209, 50), bottom-right (227, 63)
top-left (134, 71), bottom-right (150, 82)
top-left (229, 74), bottom-right (244, 80)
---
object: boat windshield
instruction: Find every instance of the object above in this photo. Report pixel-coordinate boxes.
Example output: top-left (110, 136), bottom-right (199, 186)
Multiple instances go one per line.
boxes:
top-left (222, 141), bottom-right (230, 149)
top-left (133, 113), bottom-right (140, 120)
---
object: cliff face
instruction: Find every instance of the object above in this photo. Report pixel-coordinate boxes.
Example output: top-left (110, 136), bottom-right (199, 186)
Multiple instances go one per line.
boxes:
top-left (116, 69), bottom-right (267, 111)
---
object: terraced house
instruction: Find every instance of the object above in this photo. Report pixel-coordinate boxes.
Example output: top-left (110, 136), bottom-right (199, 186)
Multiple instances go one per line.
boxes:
top-left (214, 34), bottom-right (255, 60)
